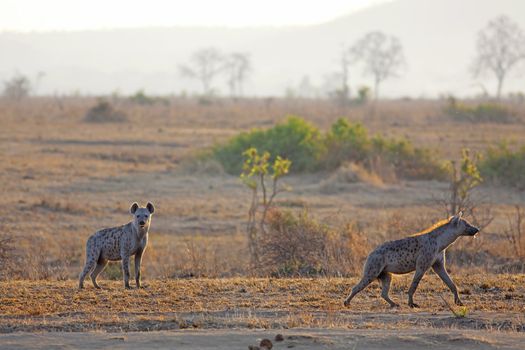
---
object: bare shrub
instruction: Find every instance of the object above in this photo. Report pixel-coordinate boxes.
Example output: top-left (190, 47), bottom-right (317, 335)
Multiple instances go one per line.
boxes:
top-left (260, 209), bottom-right (327, 276)
top-left (323, 222), bottom-right (371, 276)
top-left (259, 209), bottom-right (369, 277)
top-left (84, 100), bottom-right (127, 123)
top-left (319, 162), bottom-right (384, 194)
top-left (504, 206), bottom-right (525, 259)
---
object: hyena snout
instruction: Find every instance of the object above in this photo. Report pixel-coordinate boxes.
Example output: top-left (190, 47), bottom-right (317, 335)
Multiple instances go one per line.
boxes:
top-left (466, 225), bottom-right (479, 236)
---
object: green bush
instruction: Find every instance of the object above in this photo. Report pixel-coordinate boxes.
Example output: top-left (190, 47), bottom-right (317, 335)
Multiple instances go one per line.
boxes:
top-left (322, 118), bottom-right (370, 169)
top-left (129, 90), bottom-right (155, 105)
top-left (213, 116), bottom-right (323, 174)
top-left (324, 118), bottom-right (445, 180)
top-left (370, 136), bottom-right (447, 180)
top-left (213, 116), bottom-right (446, 180)
top-left (445, 97), bottom-right (515, 123)
top-left (479, 143), bottom-right (525, 189)
top-left (129, 90), bottom-right (169, 106)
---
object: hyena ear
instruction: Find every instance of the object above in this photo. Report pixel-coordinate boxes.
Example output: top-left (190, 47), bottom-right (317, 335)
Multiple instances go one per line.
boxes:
top-left (450, 211), bottom-right (463, 226)
top-left (130, 202), bottom-right (139, 214)
top-left (146, 202), bottom-right (155, 214)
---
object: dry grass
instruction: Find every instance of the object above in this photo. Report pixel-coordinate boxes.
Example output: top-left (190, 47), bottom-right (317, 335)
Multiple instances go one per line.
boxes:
top-left (2, 97), bottom-right (525, 338)
top-left (0, 275), bottom-right (523, 332)
top-left (1, 96), bottom-right (525, 279)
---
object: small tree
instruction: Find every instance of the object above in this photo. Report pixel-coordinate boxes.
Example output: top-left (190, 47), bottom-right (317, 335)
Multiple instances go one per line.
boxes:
top-left (179, 47), bottom-right (224, 96)
top-left (471, 15), bottom-right (525, 100)
top-left (351, 31), bottom-right (406, 100)
top-left (439, 149), bottom-right (495, 235)
top-left (3, 74), bottom-right (31, 100)
top-left (442, 149), bottom-right (482, 217)
top-left (240, 148), bottom-right (291, 267)
top-left (224, 52), bottom-right (251, 98)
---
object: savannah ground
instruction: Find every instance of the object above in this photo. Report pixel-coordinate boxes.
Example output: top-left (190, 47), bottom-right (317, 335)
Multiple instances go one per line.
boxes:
top-left (1, 97), bottom-right (524, 348)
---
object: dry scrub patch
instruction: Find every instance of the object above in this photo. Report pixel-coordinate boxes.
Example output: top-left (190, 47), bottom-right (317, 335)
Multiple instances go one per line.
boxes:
top-left (0, 275), bottom-right (523, 333)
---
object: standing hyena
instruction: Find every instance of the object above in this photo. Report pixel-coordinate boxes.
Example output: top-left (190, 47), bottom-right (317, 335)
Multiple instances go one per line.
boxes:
top-left (79, 202), bottom-right (155, 289)
top-left (344, 212), bottom-right (479, 308)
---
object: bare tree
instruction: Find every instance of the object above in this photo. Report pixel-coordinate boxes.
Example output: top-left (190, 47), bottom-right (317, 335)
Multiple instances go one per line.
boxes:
top-left (338, 47), bottom-right (352, 103)
top-left (351, 31), bottom-right (406, 100)
top-left (471, 15), bottom-right (525, 100)
top-left (179, 47), bottom-right (224, 96)
top-left (2, 73), bottom-right (31, 100)
top-left (325, 46), bottom-right (353, 105)
top-left (224, 52), bottom-right (251, 98)
top-left (331, 46), bottom-right (353, 104)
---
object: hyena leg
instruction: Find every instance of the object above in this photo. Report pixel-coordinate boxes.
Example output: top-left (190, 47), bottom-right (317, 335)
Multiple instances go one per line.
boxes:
top-left (90, 259), bottom-right (108, 289)
top-left (121, 254), bottom-right (131, 289)
top-left (79, 257), bottom-right (96, 289)
top-left (378, 272), bottom-right (399, 307)
top-left (134, 249), bottom-right (143, 288)
top-left (344, 255), bottom-right (383, 307)
top-left (408, 257), bottom-right (431, 308)
top-left (344, 276), bottom-right (375, 307)
top-left (432, 260), bottom-right (462, 306)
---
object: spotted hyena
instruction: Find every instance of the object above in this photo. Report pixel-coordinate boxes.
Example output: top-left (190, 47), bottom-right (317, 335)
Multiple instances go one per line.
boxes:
top-left (79, 202), bottom-right (155, 289)
top-left (343, 212), bottom-right (479, 308)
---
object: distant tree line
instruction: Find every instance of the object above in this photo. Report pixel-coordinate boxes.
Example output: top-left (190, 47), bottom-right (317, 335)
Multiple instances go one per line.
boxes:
top-left (2, 15), bottom-right (524, 101)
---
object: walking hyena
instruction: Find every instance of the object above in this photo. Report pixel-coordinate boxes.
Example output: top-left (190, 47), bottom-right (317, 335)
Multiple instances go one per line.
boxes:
top-left (79, 202), bottom-right (155, 289)
top-left (343, 212), bottom-right (479, 308)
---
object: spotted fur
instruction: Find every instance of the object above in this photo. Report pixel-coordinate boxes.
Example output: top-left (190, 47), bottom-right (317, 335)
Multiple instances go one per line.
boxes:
top-left (343, 212), bottom-right (479, 308)
top-left (79, 202), bottom-right (155, 289)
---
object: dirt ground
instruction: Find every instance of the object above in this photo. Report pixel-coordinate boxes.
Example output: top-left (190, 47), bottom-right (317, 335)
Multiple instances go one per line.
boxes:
top-left (2, 328), bottom-right (525, 350)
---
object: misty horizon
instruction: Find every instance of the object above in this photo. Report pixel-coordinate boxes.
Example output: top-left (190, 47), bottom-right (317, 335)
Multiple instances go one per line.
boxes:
top-left (1, 0), bottom-right (525, 98)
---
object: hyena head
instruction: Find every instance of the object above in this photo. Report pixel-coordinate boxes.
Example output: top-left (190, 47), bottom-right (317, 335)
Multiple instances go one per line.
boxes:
top-left (449, 211), bottom-right (479, 236)
top-left (130, 202), bottom-right (155, 230)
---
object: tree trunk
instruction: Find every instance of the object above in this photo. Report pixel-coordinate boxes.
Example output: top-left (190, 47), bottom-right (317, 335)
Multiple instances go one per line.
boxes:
top-left (374, 78), bottom-right (380, 100)
top-left (496, 75), bottom-right (504, 100)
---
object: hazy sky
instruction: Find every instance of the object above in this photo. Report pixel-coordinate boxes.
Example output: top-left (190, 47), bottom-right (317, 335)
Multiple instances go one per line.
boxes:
top-left (1, 0), bottom-right (392, 31)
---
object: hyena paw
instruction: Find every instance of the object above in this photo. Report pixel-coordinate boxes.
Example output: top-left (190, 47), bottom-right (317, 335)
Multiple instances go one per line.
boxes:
top-left (455, 299), bottom-right (464, 306)
top-left (408, 302), bottom-right (419, 308)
